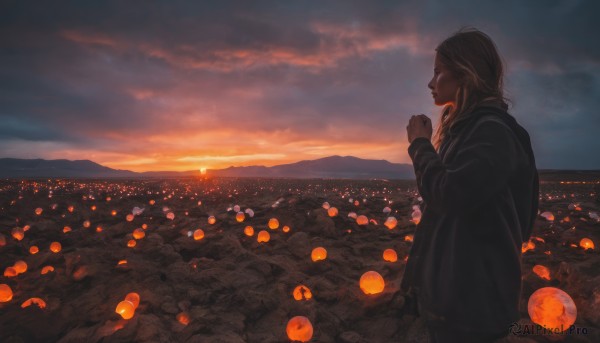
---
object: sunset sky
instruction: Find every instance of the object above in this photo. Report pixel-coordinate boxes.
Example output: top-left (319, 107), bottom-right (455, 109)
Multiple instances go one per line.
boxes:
top-left (1, 1), bottom-right (599, 171)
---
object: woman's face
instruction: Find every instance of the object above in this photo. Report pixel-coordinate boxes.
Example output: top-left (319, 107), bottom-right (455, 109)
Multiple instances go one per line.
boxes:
top-left (428, 53), bottom-right (461, 106)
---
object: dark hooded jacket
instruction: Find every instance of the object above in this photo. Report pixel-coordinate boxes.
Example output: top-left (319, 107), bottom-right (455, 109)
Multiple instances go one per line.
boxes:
top-left (400, 102), bottom-right (539, 333)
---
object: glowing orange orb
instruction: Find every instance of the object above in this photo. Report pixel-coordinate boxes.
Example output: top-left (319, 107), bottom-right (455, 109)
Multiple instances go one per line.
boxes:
top-left (132, 228), bottom-right (145, 240)
top-left (41, 266), bottom-right (55, 274)
top-left (13, 260), bottom-right (27, 274)
top-left (383, 249), bottom-right (398, 262)
top-left (50, 242), bottom-right (62, 253)
top-left (115, 300), bottom-right (136, 319)
top-left (293, 285), bottom-right (313, 301)
top-left (125, 292), bottom-right (140, 309)
top-left (268, 218), bottom-right (279, 230)
top-left (411, 211), bottom-right (421, 225)
top-left (127, 239), bottom-right (136, 248)
top-left (540, 211), bottom-right (555, 221)
top-left (286, 316), bottom-right (313, 342)
top-left (193, 229), bottom-right (205, 241)
top-left (0, 284), bottom-right (13, 302)
top-left (177, 312), bottom-right (190, 325)
top-left (29, 246), bottom-right (39, 254)
top-left (244, 226), bottom-right (254, 237)
top-left (528, 287), bottom-right (577, 332)
top-left (533, 265), bottom-right (551, 280)
top-left (21, 297), bottom-right (46, 309)
top-left (580, 238), bottom-right (594, 250)
top-left (235, 212), bottom-right (245, 222)
top-left (384, 217), bottom-right (398, 230)
top-left (4, 267), bottom-right (17, 277)
top-left (311, 247), bottom-right (327, 262)
top-left (11, 227), bottom-right (24, 241)
top-left (257, 230), bottom-right (270, 243)
top-left (522, 240), bottom-right (536, 253)
top-left (356, 215), bottom-right (368, 226)
top-left (327, 207), bottom-right (338, 217)
top-left (360, 271), bottom-right (385, 295)
top-left (208, 216), bottom-right (216, 225)
top-left (282, 225), bottom-right (290, 233)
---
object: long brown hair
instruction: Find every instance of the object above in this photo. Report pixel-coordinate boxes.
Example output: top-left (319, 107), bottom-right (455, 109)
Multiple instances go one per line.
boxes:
top-left (432, 27), bottom-right (510, 150)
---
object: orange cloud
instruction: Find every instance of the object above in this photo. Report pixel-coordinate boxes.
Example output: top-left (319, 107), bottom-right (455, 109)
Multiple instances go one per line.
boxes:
top-left (107, 127), bottom-right (411, 171)
top-left (12, 125), bottom-right (410, 172)
top-left (37, 26), bottom-right (424, 171)
top-left (59, 21), bottom-right (430, 73)
top-left (60, 30), bottom-right (118, 47)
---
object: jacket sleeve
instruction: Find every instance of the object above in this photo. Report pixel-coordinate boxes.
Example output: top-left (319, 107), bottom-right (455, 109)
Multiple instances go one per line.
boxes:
top-left (523, 169), bottom-right (539, 242)
top-left (408, 119), bottom-right (519, 215)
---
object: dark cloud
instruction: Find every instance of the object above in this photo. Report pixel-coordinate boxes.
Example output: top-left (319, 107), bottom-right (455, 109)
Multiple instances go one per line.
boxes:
top-left (0, 116), bottom-right (74, 141)
top-left (0, 0), bottom-right (598, 169)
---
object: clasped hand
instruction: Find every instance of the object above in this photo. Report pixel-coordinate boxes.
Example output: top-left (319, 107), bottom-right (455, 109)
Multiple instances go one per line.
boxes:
top-left (406, 114), bottom-right (433, 143)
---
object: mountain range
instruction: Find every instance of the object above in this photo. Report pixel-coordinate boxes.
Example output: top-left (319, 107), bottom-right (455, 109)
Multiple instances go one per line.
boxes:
top-left (3, 157), bottom-right (597, 180)
top-left (0, 156), bottom-right (416, 179)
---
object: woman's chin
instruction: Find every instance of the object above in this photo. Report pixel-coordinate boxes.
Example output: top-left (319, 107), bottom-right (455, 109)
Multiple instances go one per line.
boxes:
top-left (433, 99), bottom-right (453, 107)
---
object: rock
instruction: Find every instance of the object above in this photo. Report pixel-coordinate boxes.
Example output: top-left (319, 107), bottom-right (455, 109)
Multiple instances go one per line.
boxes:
top-left (313, 212), bottom-right (338, 237)
top-left (339, 331), bottom-right (365, 343)
top-left (2, 177), bottom-right (598, 343)
top-left (286, 232), bottom-right (311, 258)
top-left (178, 300), bottom-right (191, 311)
top-left (497, 336), bottom-right (537, 343)
top-left (134, 314), bottom-right (170, 342)
top-left (246, 259), bottom-right (272, 277)
top-left (57, 326), bottom-right (96, 343)
top-left (161, 302), bottom-right (180, 314)
top-left (189, 333), bottom-right (250, 343)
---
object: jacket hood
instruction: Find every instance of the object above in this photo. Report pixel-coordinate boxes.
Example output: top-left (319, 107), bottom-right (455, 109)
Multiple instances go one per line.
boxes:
top-left (448, 104), bottom-right (535, 163)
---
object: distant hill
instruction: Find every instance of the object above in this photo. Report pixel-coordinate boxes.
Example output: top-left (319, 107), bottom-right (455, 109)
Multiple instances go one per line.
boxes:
top-left (0, 156), bottom-right (416, 179)
top-left (0, 158), bottom-right (138, 178)
top-left (2, 157), bottom-right (598, 180)
top-left (208, 155), bottom-right (415, 179)
top-left (537, 169), bottom-right (600, 182)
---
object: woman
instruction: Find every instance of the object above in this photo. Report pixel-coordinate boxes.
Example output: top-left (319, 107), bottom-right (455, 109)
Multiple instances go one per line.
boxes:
top-left (402, 28), bottom-right (539, 343)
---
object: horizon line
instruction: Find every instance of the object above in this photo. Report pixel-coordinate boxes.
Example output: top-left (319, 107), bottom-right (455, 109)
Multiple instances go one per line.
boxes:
top-left (1, 156), bottom-right (600, 173)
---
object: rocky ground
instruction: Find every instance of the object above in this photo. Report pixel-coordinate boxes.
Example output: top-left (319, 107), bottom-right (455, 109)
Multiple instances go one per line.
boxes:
top-left (0, 175), bottom-right (598, 343)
